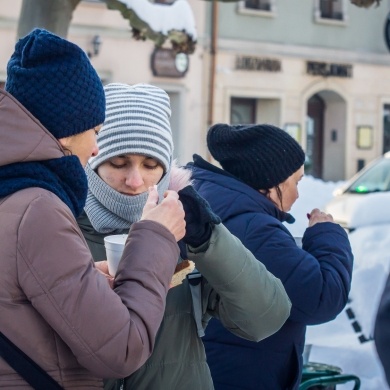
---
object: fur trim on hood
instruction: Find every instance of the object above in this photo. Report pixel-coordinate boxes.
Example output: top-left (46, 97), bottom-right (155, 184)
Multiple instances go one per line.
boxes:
top-left (168, 160), bottom-right (192, 192)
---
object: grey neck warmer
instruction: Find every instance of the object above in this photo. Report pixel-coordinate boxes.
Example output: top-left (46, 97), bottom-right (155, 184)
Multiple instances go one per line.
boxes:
top-left (84, 163), bottom-right (170, 233)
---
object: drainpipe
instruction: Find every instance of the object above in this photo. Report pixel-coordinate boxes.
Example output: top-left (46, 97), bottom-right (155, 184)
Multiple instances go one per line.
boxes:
top-left (207, 0), bottom-right (218, 162)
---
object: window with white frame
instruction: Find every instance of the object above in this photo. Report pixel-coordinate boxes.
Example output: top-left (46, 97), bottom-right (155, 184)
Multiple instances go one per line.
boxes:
top-left (230, 98), bottom-right (256, 124)
top-left (320, 0), bottom-right (343, 20)
top-left (238, 0), bottom-right (276, 16)
top-left (244, 0), bottom-right (271, 11)
top-left (314, 0), bottom-right (348, 24)
top-left (383, 104), bottom-right (390, 154)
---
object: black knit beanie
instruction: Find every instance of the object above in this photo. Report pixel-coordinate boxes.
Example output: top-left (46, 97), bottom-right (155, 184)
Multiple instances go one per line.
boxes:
top-left (207, 123), bottom-right (305, 190)
top-left (5, 28), bottom-right (105, 139)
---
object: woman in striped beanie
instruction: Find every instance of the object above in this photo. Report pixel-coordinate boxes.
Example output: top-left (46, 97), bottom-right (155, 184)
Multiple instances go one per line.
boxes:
top-left (80, 83), bottom-right (177, 251)
top-left (77, 83), bottom-right (291, 390)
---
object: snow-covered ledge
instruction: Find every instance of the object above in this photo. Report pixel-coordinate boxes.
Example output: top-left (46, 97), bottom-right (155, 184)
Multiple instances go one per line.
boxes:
top-left (104, 0), bottom-right (197, 53)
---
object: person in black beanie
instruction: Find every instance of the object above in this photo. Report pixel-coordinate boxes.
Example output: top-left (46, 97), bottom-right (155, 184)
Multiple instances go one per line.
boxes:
top-left (187, 123), bottom-right (354, 390)
top-left (0, 28), bottom-right (188, 389)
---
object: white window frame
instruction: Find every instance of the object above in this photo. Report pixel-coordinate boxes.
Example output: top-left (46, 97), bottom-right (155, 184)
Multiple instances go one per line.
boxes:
top-left (237, 0), bottom-right (277, 18)
top-left (153, 0), bottom-right (176, 4)
top-left (314, 0), bottom-right (349, 26)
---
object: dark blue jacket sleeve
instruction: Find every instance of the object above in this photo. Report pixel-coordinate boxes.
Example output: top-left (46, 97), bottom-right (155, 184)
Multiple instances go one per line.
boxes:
top-left (244, 216), bottom-right (353, 325)
top-left (374, 273), bottom-right (390, 387)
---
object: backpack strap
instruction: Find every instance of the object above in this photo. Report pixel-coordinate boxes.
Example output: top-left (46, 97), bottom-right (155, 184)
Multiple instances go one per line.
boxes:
top-left (187, 269), bottom-right (205, 337)
top-left (0, 332), bottom-right (63, 389)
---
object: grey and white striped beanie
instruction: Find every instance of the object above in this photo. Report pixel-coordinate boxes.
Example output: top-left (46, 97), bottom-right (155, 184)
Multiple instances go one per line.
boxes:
top-left (89, 83), bottom-right (173, 171)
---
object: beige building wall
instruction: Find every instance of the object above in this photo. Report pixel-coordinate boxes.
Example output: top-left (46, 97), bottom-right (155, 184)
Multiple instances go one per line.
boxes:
top-left (3, 1), bottom-right (390, 181)
top-left (0, 0), bottom-right (209, 165)
top-left (211, 37), bottom-right (390, 181)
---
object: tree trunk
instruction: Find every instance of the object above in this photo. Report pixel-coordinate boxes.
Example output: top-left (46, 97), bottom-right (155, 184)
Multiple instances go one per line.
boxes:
top-left (17, 0), bottom-right (82, 39)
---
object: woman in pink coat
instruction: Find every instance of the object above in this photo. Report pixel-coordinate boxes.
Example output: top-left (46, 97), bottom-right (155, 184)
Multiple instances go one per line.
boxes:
top-left (0, 28), bottom-right (185, 389)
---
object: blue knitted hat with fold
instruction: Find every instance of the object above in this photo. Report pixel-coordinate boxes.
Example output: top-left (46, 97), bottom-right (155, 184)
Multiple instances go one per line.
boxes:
top-left (5, 28), bottom-right (105, 139)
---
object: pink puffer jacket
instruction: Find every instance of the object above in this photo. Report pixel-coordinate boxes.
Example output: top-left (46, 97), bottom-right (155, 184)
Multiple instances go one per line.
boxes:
top-left (0, 90), bottom-right (179, 389)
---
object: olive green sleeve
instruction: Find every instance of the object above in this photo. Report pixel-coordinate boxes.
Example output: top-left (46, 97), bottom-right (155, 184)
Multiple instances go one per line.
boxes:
top-left (187, 223), bottom-right (291, 342)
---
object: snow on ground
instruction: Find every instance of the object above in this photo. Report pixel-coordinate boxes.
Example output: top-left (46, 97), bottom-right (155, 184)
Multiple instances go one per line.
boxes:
top-left (285, 175), bottom-right (390, 389)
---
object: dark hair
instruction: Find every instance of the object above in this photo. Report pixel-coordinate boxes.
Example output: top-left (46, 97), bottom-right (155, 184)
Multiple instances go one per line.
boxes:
top-left (261, 185), bottom-right (284, 210)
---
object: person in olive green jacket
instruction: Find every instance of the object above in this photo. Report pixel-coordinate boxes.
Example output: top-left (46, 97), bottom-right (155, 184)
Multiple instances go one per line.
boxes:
top-left (78, 82), bottom-right (291, 390)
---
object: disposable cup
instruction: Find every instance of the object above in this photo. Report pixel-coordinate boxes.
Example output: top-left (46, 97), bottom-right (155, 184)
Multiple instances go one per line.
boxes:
top-left (104, 234), bottom-right (127, 276)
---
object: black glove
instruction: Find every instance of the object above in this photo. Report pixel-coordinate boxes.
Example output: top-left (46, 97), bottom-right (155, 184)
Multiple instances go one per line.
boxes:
top-left (178, 185), bottom-right (221, 247)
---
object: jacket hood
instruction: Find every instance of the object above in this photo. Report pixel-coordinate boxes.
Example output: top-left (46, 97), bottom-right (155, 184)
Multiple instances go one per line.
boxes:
top-left (0, 89), bottom-right (65, 167)
top-left (168, 160), bottom-right (192, 191)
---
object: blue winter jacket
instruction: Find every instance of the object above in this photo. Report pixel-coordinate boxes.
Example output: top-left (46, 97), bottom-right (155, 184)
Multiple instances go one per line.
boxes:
top-left (188, 155), bottom-right (354, 390)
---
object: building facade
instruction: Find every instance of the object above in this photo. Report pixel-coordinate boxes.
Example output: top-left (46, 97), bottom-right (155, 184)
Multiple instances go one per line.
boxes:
top-left (206, 0), bottom-right (390, 181)
top-left (2, 1), bottom-right (390, 181)
top-left (0, 0), bottom-right (208, 166)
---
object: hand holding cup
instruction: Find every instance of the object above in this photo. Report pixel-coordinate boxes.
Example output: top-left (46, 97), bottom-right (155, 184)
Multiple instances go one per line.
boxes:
top-left (307, 208), bottom-right (334, 227)
top-left (141, 185), bottom-right (186, 242)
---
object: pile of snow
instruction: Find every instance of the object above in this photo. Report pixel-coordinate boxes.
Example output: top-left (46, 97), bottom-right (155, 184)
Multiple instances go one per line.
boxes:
top-left (285, 175), bottom-right (390, 389)
top-left (286, 175), bottom-right (343, 237)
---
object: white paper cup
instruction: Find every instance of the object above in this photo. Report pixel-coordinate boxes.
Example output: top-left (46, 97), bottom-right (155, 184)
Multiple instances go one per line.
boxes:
top-left (104, 234), bottom-right (127, 276)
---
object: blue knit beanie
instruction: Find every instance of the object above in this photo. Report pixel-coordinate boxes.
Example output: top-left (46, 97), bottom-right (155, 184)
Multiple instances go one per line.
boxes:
top-left (207, 123), bottom-right (305, 190)
top-left (5, 28), bottom-right (105, 139)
